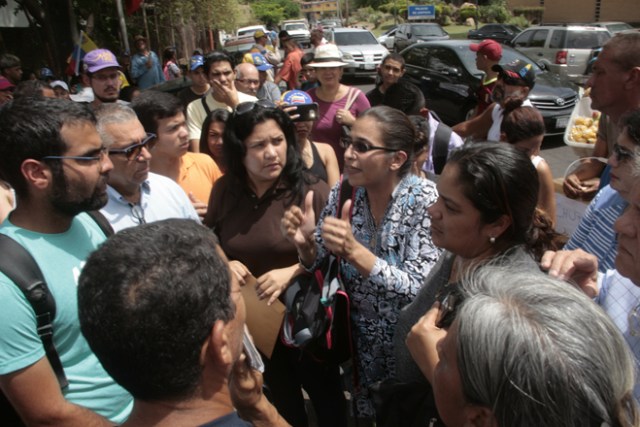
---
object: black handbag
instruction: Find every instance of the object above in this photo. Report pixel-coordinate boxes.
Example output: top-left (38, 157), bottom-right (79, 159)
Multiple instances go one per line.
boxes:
top-left (369, 379), bottom-right (445, 427)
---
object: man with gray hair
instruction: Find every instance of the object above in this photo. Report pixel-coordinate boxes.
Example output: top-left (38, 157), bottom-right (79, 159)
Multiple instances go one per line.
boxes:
top-left (235, 60), bottom-right (280, 103)
top-left (95, 103), bottom-right (199, 232)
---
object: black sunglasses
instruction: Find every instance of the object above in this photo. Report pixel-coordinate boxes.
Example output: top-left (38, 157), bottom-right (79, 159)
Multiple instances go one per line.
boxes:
top-left (234, 100), bottom-right (276, 116)
top-left (108, 133), bottom-right (156, 161)
top-left (340, 136), bottom-right (401, 154)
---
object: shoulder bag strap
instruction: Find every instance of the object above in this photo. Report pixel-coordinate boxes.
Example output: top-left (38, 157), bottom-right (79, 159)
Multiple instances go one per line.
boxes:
top-left (0, 235), bottom-right (68, 389)
top-left (432, 120), bottom-right (453, 175)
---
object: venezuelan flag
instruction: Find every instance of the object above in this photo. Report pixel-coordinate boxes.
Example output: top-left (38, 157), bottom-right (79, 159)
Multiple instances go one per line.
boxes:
top-left (66, 31), bottom-right (98, 76)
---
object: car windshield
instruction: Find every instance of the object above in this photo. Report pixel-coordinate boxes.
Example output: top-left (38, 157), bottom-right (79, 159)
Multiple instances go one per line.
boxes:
top-left (287, 24), bottom-right (307, 31)
top-left (335, 31), bottom-right (378, 45)
top-left (605, 23), bottom-right (633, 33)
top-left (566, 31), bottom-right (610, 49)
top-left (412, 25), bottom-right (445, 37)
top-left (455, 44), bottom-right (544, 76)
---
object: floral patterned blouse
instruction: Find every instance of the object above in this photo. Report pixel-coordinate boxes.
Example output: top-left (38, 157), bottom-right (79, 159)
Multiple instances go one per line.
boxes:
top-left (309, 173), bottom-right (441, 417)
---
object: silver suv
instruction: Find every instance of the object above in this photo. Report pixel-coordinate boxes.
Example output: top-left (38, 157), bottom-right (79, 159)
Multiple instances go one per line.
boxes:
top-left (324, 28), bottom-right (389, 77)
top-left (511, 25), bottom-right (610, 83)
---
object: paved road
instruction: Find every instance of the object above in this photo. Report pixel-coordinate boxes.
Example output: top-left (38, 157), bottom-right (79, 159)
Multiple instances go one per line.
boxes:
top-left (346, 76), bottom-right (583, 180)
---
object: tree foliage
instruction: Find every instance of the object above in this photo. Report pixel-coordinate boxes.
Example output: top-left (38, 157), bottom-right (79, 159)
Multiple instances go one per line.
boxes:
top-left (250, 0), bottom-right (300, 27)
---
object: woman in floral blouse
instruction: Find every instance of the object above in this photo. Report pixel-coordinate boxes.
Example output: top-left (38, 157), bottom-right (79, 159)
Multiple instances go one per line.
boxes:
top-left (282, 105), bottom-right (441, 422)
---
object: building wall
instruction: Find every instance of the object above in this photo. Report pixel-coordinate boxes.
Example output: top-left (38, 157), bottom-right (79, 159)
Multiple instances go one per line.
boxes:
top-left (508, 0), bottom-right (640, 23)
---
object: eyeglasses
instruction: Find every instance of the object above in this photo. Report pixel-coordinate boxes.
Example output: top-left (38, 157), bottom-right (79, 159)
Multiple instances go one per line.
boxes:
top-left (108, 133), bottom-right (156, 161)
top-left (340, 136), bottom-right (401, 154)
top-left (236, 78), bottom-right (260, 86)
top-left (436, 287), bottom-right (462, 329)
top-left (612, 143), bottom-right (636, 163)
top-left (42, 146), bottom-right (109, 164)
top-left (130, 203), bottom-right (146, 225)
top-left (234, 100), bottom-right (276, 116)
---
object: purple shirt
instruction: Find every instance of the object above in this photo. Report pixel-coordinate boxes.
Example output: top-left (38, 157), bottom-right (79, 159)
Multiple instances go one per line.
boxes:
top-left (308, 87), bottom-right (371, 170)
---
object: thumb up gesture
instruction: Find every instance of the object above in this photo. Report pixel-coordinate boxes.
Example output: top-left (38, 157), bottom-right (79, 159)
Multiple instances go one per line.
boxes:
top-left (321, 199), bottom-right (357, 259)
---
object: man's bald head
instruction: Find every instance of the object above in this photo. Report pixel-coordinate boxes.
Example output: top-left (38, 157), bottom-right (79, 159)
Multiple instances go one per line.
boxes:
top-left (235, 63), bottom-right (260, 97)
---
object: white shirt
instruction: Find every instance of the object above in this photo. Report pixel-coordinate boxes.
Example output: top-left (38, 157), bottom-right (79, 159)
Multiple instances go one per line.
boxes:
top-left (487, 99), bottom-right (533, 142)
top-left (101, 172), bottom-right (200, 232)
top-left (186, 91), bottom-right (257, 141)
top-left (422, 112), bottom-right (464, 178)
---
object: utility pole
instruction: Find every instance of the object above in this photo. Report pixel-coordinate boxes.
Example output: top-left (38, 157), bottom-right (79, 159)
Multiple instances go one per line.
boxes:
top-left (115, 0), bottom-right (130, 54)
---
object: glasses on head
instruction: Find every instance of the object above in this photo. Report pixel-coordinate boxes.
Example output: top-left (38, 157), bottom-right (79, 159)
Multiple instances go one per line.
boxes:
top-left (612, 143), bottom-right (636, 163)
top-left (108, 133), bottom-right (156, 161)
top-left (340, 136), bottom-right (400, 154)
top-left (236, 78), bottom-right (260, 86)
top-left (234, 100), bottom-right (276, 116)
top-left (130, 203), bottom-right (146, 225)
top-left (42, 146), bottom-right (109, 164)
top-left (436, 287), bottom-right (462, 329)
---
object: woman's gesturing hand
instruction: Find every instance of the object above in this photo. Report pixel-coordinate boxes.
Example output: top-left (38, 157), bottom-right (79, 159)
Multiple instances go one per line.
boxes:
top-left (321, 199), bottom-right (358, 259)
top-left (281, 191), bottom-right (316, 248)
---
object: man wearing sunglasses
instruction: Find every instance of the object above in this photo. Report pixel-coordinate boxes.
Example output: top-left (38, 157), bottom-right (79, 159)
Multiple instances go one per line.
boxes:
top-left (0, 98), bottom-right (133, 425)
top-left (452, 59), bottom-right (535, 142)
top-left (187, 51), bottom-right (257, 150)
top-left (96, 104), bottom-right (200, 232)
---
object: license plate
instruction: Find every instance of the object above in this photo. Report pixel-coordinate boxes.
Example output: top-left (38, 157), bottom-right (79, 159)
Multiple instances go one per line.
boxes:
top-left (364, 64), bottom-right (375, 70)
top-left (556, 116), bottom-right (569, 128)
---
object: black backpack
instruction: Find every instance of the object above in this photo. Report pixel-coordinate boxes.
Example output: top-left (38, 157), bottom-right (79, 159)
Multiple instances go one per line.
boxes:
top-left (0, 211), bottom-right (113, 426)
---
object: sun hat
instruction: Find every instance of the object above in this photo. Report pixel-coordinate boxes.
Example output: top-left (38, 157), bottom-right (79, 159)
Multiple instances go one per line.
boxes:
top-left (243, 52), bottom-right (273, 71)
top-left (190, 55), bottom-right (204, 71)
top-left (492, 59), bottom-right (535, 89)
top-left (50, 80), bottom-right (70, 92)
top-left (281, 90), bottom-right (313, 105)
top-left (83, 49), bottom-right (121, 73)
top-left (309, 44), bottom-right (346, 68)
top-left (470, 39), bottom-right (502, 61)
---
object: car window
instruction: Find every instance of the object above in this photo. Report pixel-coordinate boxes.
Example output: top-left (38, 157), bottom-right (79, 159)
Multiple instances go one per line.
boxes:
top-left (334, 31), bottom-right (378, 45)
top-left (457, 44), bottom-right (544, 76)
top-left (483, 25), bottom-right (497, 32)
top-left (567, 31), bottom-right (610, 49)
top-left (425, 47), bottom-right (461, 73)
top-left (513, 30), bottom-right (533, 47)
top-left (412, 25), bottom-right (446, 37)
top-left (530, 29), bottom-right (548, 48)
top-left (549, 29), bottom-right (566, 49)
top-left (606, 23), bottom-right (632, 33)
top-left (403, 45), bottom-right (429, 68)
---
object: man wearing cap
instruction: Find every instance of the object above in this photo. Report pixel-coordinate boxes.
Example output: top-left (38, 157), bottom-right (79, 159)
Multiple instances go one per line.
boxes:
top-left (186, 51), bottom-right (257, 149)
top-left (51, 80), bottom-right (71, 100)
top-left (178, 55), bottom-right (210, 110)
top-left (39, 67), bottom-right (55, 83)
top-left (275, 38), bottom-right (304, 90)
top-left (95, 103), bottom-right (200, 232)
top-left (83, 48), bottom-right (126, 109)
top-left (131, 34), bottom-right (165, 90)
top-left (0, 76), bottom-right (15, 105)
top-left (469, 39), bottom-right (502, 116)
top-left (239, 54), bottom-right (281, 102)
top-left (250, 30), bottom-right (281, 68)
top-left (453, 58), bottom-right (536, 142)
top-left (0, 53), bottom-right (22, 85)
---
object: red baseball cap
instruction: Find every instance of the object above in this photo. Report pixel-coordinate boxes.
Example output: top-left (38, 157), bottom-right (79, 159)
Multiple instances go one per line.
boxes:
top-left (470, 39), bottom-right (502, 61)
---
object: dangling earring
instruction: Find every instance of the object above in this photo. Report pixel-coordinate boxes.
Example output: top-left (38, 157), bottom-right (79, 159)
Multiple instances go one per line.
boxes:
top-left (489, 236), bottom-right (496, 244)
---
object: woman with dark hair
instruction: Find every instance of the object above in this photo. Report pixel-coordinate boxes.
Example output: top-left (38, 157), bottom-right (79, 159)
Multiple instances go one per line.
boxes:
top-left (162, 47), bottom-right (181, 80)
top-left (501, 105), bottom-right (556, 225)
top-left (282, 106), bottom-right (441, 422)
top-left (392, 143), bottom-right (565, 427)
top-left (203, 101), bottom-right (346, 427)
top-left (199, 108), bottom-right (229, 171)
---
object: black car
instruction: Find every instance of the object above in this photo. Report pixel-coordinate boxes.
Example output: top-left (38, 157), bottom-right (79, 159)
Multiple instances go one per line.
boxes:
top-left (467, 23), bottom-right (522, 44)
top-left (393, 23), bottom-right (449, 52)
top-left (400, 40), bottom-right (579, 135)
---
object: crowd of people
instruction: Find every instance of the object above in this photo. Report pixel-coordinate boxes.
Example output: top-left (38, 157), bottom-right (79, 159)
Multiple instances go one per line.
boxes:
top-left (0, 29), bottom-right (639, 427)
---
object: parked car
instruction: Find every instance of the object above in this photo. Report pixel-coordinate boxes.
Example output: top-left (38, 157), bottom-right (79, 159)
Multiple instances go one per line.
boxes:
top-left (281, 19), bottom-right (310, 47)
top-left (377, 26), bottom-right (397, 50)
top-left (510, 25), bottom-right (610, 83)
top-left (400, 40), bottom-right (579, 135)
top-left (324, 27), bottom-right (389, 77)
top-left (589, 21), bottom-right (634, 34)
top-left (224, 24), bottom-right (267, 54)
top-left (393, 23), bottom-right (449, 52)
top-left (467, 23), bottom-right (522, 44)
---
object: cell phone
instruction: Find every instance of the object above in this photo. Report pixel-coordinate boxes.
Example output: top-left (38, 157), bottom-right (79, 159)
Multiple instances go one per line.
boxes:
top-left (243, 330), bottom-right (265, 373)
top-left (291, 103), bottom-right (319, 122)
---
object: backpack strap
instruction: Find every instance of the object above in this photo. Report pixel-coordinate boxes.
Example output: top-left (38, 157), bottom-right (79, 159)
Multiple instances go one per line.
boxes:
top-left (86, 210), bottom-right (114, 237)
top-left (432, 120), bottom-right (453, 175)
top-left (201, 96), bottom-right (212, 116)
top-left (336, 175), bottom-right (354, 219)
top-left (0, 235), bottom-right (68, 389)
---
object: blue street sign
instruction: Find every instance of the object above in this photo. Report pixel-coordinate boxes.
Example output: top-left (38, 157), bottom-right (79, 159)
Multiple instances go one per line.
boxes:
top-left (408, 5), bottom-right (435, 20)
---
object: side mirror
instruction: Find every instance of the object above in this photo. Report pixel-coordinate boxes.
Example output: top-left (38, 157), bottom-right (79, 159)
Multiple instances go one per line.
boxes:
top-left (407, 32), bottom-right (412, 39)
